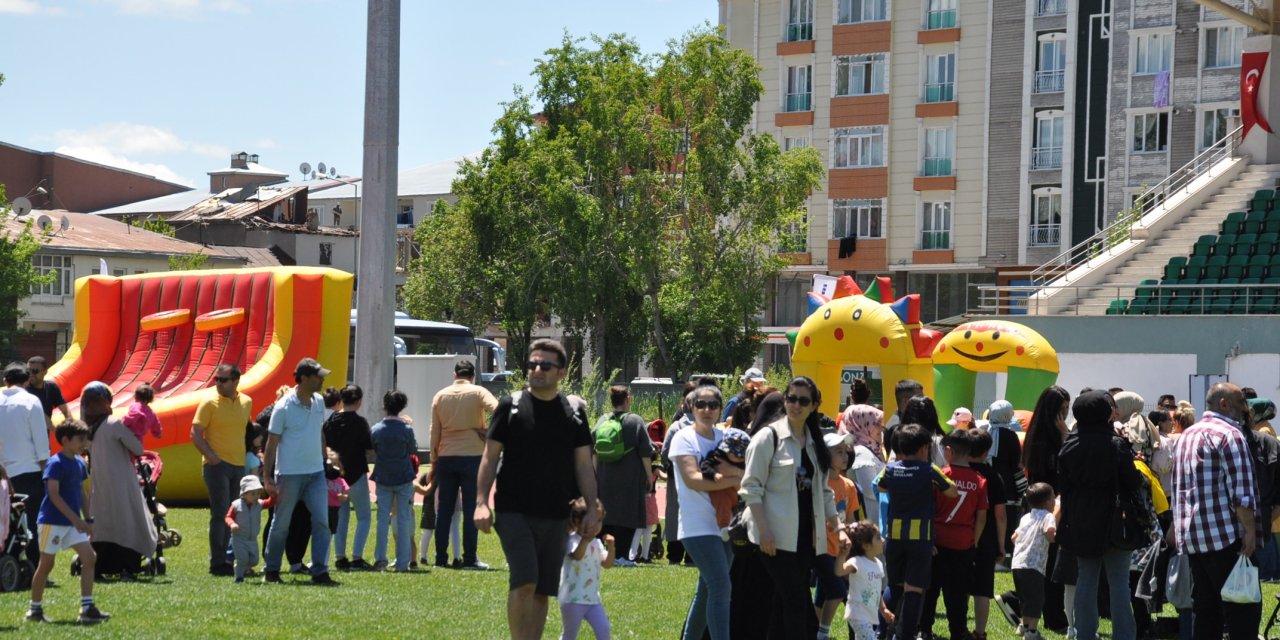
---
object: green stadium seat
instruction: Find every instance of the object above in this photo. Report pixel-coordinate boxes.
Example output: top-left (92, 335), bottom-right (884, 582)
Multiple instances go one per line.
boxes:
top-left (1266, 219), bottom-right (1280, 235)
top-left (1187, 255), bottom-right (1209, 278)
top-left (1261, 232), bottom-right (1280, 244)
top-left (1164, 256), bottom-right (1188, 281)
top-left (1214, 235), bottom-right (1237, 256)
top-left (1193, 235), bottom-right (1218, 256)
top-left (1260, 241), bottom-right (1278, 257)
top-left (1247, 265), bottom-right (1269, 279)
top-left (1226, 265), bottom-right (1246, 279)
top-left (1223, 211), bottom-right (1247, 234)
top-left (1246, 211), bottom-right (1267, 232)
top-left (1237, 233), bottom-right (1259, 250)
top-left (1205, 256), bottom-right (1229, 279)
top-left (1106, 299), bottom-right (1129, 315)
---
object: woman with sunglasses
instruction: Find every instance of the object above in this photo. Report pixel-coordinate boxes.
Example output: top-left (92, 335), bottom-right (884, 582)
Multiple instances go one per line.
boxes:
top-left (739, 376), bottom-right (840, 639)
top-left (670, 385), bottom-right (741, 640)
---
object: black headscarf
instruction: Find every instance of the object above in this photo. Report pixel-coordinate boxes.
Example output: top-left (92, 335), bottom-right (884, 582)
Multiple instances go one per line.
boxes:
top-left (1071, 390), bottom-right (1115, 434)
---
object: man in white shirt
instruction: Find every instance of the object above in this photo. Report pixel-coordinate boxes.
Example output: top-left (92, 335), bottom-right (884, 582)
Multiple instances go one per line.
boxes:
top-left (0, 362), bottom-right (52, 565)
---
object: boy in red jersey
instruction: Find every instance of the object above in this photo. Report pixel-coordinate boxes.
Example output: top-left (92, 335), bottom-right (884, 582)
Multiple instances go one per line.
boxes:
top-left (922, 428), bottom-right (987, 639)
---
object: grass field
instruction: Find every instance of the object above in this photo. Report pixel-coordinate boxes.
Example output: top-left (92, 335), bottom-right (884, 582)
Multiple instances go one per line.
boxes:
top-left (2, 506), bottom-right (1276, 638)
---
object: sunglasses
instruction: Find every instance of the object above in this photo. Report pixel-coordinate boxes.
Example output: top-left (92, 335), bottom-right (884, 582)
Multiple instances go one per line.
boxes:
top-left (785, 394), bottom-right (813, 407)
top-left (693, 399), bottom-right (722, 410)
top-left (214, 376), bottom-right (237, 383)
top-left (526, 360), bottom-right (561, 372)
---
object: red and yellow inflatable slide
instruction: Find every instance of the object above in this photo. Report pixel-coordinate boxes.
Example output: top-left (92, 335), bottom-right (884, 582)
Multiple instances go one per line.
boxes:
top-left (47, 267), bottom-right (353, 501)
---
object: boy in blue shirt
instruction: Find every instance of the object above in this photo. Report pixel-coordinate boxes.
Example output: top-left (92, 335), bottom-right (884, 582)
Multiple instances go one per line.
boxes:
top-left (877, 423), bottom-right (957, 640)
top-left (27, 419), bottom-right (110, 625)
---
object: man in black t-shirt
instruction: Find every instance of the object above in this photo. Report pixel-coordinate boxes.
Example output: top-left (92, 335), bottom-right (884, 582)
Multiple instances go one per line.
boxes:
top-left (25, 356), bottom-right (69, 430)
top-left (475, 338), bottom-right (598, 640)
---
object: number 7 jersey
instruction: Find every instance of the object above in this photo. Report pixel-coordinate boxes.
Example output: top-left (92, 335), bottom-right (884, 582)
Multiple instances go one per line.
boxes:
top-left (933, 464), bottom-right (988, 550)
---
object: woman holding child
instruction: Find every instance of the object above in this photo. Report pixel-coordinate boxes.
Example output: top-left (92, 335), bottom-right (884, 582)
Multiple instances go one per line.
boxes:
top-left (739, 376), bottom-right (840, 640)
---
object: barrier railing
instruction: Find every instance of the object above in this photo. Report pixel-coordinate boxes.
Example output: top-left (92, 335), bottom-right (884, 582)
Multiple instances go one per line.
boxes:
top-left (976, 281), bottom-right (1280, 316)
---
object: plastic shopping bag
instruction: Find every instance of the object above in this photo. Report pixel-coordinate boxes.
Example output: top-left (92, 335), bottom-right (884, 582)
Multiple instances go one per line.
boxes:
top-left (1220, 555), bottom-right (1262, 604)
top-left (1165, 552), bottom-right (1193, 609)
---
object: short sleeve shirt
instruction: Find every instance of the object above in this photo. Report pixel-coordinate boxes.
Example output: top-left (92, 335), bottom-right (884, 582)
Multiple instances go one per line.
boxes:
top-left (559, 533), bottom-right (608, 604)
top-left (934, 465), bottom-right (989, 550)
top-left (38, 452), bottom-right (87, 526)
top-left (1012, 508), bottom-right (1057, 574)
top-left (845, 555), bottom-right (886, 624)
top-left (670, 426), bottom-right (724, 540)
top-left (268, 390), bottom-right (327, 476)
top-left (194, 393), bottom-right (253, 464)
top-left (488, 392), bottom-right (592, 519)
top-left (26, 380), bottom-right (65, 417)
top-left (827, 474), bottom-right (859, 555)
top-left (972, 462), bottom-right (1007, 555)
top-left (876, 459), bottom-right (954, 541)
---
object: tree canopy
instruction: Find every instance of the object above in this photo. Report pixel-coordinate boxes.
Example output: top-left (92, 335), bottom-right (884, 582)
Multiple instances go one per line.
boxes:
top-left (404, 27), bottom-right (821, 377)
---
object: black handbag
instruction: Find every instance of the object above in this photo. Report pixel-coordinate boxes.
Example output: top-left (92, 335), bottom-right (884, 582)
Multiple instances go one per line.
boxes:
top-left (727, 427), bottom-right (776, 556)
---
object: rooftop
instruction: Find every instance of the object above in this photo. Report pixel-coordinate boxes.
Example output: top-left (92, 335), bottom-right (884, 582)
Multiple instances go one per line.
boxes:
top-left (91, 189), bottom-right (215, 216)
top-left (307, 153), bottom-right (478, 199)
top-left (9, 210), bottom-right (239, 261)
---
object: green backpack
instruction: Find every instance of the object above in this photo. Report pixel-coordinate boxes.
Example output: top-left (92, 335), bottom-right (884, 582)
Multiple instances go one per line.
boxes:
top-left (594, 412), bottom-right (633, 463)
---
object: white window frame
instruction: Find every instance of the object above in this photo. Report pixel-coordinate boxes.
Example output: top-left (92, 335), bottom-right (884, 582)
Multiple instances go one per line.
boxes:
top-left (833, 126), bottom-right (887, 168)
top-left (922, 126), bottom-right (954, 177)
top-left (923, 52), bottom-right (956, 102)
top-left (783, 136), bottom-right (810, 151)
top-left (787, 0), bottom-right (815, 41)
top-left (921, 200), bottom-right (952, 250)
top-left (832, 199), bottom-right (886, 239)
top-left (1035, 0), bottom-right (1066, 17)
top-left (924, 0), bottom-right (957, 29)
top-left (1035, 34), bottom-right (1067, 93)
top-left (1132, 111), bottom-right (1171, 153)
top-left (835, 53), bottom-right (888, 96)
top-left (32, 254), bottom-right (73, 303)
top-left (1204, 24), bottom-right (1245, 69)
top-left (784, 65), bottom-right (813, 112)
top-left (1030, 187), bottom-right (1063, 247)
top-left (1133, 31), bottom-right (1174, 75)
top-left (1033, 110), bottom-right (1065, 169)
top-left (837, 0), bottom-right (889, 23)
top-left (1198, 106), bottom-right (1240, 150)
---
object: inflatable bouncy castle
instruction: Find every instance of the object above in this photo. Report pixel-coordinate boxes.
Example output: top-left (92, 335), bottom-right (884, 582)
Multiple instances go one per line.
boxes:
top-left (48, 267), bottom-right (353, 501)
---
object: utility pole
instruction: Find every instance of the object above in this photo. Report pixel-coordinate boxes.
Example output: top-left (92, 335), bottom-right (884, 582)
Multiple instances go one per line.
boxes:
top-left (354, 0), bottom-right (400, 399)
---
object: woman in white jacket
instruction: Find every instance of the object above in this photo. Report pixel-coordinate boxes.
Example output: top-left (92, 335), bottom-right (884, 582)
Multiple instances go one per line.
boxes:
top-left (739, 376), bottom-right (841, 639)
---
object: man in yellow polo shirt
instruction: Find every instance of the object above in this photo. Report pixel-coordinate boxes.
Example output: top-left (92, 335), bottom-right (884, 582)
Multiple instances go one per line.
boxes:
top-left (191, 363), bottom-right (253, 576)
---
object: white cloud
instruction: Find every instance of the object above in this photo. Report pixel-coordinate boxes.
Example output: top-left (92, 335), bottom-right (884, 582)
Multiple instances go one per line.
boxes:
top-left (0, 0), bottom-right (66, 15)
top-left (52, 122), bottom-right (229, 158)
top-left (53, 145), bottom-right (194, 187)
top-left (100, 0), bottom-right (248, 17)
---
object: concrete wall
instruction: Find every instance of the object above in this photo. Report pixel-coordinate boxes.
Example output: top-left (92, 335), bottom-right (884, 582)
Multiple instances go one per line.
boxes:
top-left (0, 144), bottom-right (190, 213)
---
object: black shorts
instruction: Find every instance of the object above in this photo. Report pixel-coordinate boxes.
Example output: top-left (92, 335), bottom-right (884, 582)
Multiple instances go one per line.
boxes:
top-left (886, 538), bottom-right (933, 590)
top-left (812, 553), bottom-right (849, 605)
top-left (419, 499), bottom-right (436, 530)
top-left (495, 512), bottom-right (570, 596)
top-left (1013, 568), bottom-right (1046, 618)
top-left (970, 550), bottom-right (998, 598)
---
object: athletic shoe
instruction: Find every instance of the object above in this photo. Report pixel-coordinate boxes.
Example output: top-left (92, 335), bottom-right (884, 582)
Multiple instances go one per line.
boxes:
top-left (372, 560), bottom-right (388, 571)
top-left (409, 560), bottom-right (418, 570)
top-left (25, 609), bottom-right (50, 623)
top-left (418, 557), bottom-right (430, 567)
top-left (349, 559), bottom-right (374, 571)
top-left (613, 558), bottom-right (637, 568)
top-left (310, 572), bottom-right (338, 586)
top-left (289, 563), bottom-right (309, 575)
top-left (209, 563), bottom-right (234, 576)
top-left (263, 570), bottom-right (282, 583)
top-left (334, 557), bottom-right (351, 571)
top-left (460, 561), bottom-right (490, 571)
top-left (451, 558), bottom-right (463, 569)
top-left (434, 559), bottom-right (451, 569)
top-left (995, 592), bottom-right (1021, 628)
top-left (78, 606), bottom-right (111, 624)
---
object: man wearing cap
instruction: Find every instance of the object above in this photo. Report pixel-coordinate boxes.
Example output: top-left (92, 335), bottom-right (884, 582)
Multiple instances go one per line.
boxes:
top-left (429, 359), bottom-right (499, 570)
top-left (0, 362), bottom-right (50, 566)
top-left (262, 358), bottom-right (336, 585)
top-left (191, 363), bottom-right (253, 576)
top-left (722, 367), bottom-right (767, 422)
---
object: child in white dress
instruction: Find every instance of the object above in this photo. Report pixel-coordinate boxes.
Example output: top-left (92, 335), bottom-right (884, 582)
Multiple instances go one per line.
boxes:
top-left (559, 498), bottom-right (615, 640)
top-left (836, 521), bottom-right (895, 640)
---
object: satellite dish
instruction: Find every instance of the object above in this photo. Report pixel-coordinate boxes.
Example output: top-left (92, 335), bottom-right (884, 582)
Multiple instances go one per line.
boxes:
top-left (11, 197), bottom-right (32, 217)
top-left (299, 162), bottom-right (312, 176)
top-left (60, 215), bottom-right (71, 232)
top-left (329, 166), bottom-right (337, 177)
top-left (35, 214), bottom-right (53, 231)
top-left (317, 162), bottom-right (327, 175)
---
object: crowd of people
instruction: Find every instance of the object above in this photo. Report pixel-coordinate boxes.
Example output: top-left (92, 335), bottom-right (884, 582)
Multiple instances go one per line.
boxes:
top-left (3, 341), bottom-right (1279, 640)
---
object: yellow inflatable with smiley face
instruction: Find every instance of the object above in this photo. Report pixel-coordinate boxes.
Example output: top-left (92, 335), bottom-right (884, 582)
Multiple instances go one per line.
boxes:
top-left (932, 320), bottom-right (1059, 418)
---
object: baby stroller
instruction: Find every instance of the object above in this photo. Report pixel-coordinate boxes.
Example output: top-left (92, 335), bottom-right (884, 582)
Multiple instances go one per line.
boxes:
top-left (72, 451), bottom-right (182, 579)
top-left (0, 491), bottom-right (35, 592)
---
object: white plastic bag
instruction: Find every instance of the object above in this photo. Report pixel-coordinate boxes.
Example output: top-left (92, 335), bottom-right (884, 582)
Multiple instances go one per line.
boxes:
top-left (1165, 552), bottom-right (1193, 609)
top-left (1220, 555), bottom-right (1262, 604)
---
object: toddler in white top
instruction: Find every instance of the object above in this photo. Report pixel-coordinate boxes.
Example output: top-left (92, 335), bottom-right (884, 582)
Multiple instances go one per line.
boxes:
top-left (835, 520), bottom-right (895, 640)
top-left (559, 497), bottom-right (615, 640)
top-left (1011, 482), bottom-right (1058, 640)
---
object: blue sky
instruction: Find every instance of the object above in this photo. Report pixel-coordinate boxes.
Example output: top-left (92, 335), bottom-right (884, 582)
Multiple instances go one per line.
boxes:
top-left (0, 0), bottom-right (717, 190)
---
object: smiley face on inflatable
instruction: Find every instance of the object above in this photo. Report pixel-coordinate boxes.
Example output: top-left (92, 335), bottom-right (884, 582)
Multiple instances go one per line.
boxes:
top-left (933, 321), bottom-right (1058, 373)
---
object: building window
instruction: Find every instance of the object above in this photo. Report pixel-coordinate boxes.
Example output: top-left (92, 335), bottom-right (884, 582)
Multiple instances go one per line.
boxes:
top-left (787, 0), bottom-right (814, 41)
top-left (838, 0), bottom-right (888, 23)
top-left (1030, 188), bottom-right (1063, 247)
top-left (1205, 25), bottom-right (1245, 68)
top-left (923, 127), bottom-right (953, 177)
top-left (1200, 107), bottom-right (1240, 150)
top-left (1134, 32), bottom-right (1173, 74)
top-left (783, 136), bottom-right (810, 151)
top-left (1132, 112), bottom-right (1170, 152)
top-left (835, 54), bottom-right (888, 96)
top-left (397, 204), bottom-right (414, 226)
top-left (784, 65), bottom-right (813, 112)
top-left (112, 269), bottom-right (127, 277)
top-left (1035, 35), bottom-right (1067, 93)
top-left (319, 243), bottom-right (334, 266)
top-left (923, 53), bottom-right (955, 103)
top-left (833, 126), bottom-right (886, 168)
top-left (1036, 0), bottom-right (1066, 16)
top-left (921, 201), bottom-right (952, 249)
top-left (32, 254), bottom-right (73, 301)
top-left (925, 0), bottom-right (957, 29)
top-left (833, 199), bottom-right (885, 239)
top-left (1033, 111), bottom-right (1065, 169)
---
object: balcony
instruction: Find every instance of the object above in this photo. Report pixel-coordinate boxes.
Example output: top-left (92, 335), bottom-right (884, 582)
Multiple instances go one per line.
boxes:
top-left (1032, 146), bottom-right (1063, 169)
top-left (922, 157), bottom-right (953, 177)
top-left (787, 22), bottom-right (813, 42)
top-left (1035, 69), bottom-right (1065, 93)
top-left (926, 9), bottom-right (957, 29)
top-left (921, 230), bottom-right (951, 250)
top-left (1036, 0), bottom-right (1066, 15)
top-left (923, 82), bottom-right (954, 103)
top-left (784, 92), bottom-right (813, 112)
top-left (1028, 223), bottom-right (1061, 247)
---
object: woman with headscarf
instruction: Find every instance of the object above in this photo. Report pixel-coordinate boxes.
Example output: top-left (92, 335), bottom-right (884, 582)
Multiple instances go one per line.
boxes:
top-left (1057, 390), bottom-right (1143, 640)
top-left (839, 404), bottom-right (886, 529)
top-left (1251, 397), bottom-right (1277, 437)
top-left (81, 381), bottom-right (158, 577)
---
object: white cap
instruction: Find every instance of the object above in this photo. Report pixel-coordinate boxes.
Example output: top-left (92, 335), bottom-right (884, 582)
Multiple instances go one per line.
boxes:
top-left (823, 432), bottom-right (853, 449)
top-left (946, 407), bottom-right (973, 426)
top-left (740, 367), bottom-right (767, 384)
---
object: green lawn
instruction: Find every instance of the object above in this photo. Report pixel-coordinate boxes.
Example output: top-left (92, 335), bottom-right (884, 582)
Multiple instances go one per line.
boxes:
top-left (2, 507), bottom-right (1276, 638)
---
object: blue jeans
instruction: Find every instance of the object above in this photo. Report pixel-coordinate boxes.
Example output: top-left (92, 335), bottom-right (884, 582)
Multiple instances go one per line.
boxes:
top-left (1255, 532), bottom-right (1280, 580)
top-left (433, 455), bottom-right (481, 564)
top-left (375, 481), bottom-right (414, 570)
top-left (264, 471), bottom-right (331, 576)
top-left (1074, 548), bottom-right (1135, 640)
top-left (334, 473), bottom-right (372, 560)
top-left (681, 535), bottom-right (733, 640)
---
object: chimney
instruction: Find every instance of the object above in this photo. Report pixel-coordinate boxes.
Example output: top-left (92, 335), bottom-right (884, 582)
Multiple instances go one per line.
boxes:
top-left (231, 151), bottom-right (250, 169)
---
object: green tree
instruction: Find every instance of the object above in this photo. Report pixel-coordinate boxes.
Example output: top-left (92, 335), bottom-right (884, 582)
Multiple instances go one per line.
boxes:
top-left (0, 184), bottom-right (55, 359)
top-left (168, 251), bottom-right (209, 271)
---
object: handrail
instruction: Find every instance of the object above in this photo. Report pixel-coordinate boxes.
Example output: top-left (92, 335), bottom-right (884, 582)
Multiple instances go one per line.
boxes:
top-left (975, 281), bottom-right (1280, 316)
top-left (1028, 124), bottom-right (1244, 286)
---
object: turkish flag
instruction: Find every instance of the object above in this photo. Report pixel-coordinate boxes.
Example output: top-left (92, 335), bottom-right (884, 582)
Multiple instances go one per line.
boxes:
top-left (1243, 51), bottom-right (1273, 138)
